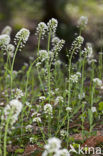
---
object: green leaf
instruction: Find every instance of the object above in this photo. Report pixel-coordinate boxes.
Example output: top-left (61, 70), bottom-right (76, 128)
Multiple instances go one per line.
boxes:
top-left (99, 102), bottom-right (103, 111)
top-left (0, 148), bottom-right (2, 155)
top-left (88, 109), bottom-right (93, 125)
top-left (15, 148), bottom-right (24, 154)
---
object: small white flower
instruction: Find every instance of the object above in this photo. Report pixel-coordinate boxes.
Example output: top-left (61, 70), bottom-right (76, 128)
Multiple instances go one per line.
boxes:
top-left (33, 117), bottom-right (41, 123)
top-left (78, 92), bottom-right (85, 100)
top-left (31, 111), bottom-right (38, 117)
top-left (14, 28), bottom-right (30, 49)
top-left (50, 90), bottom-right (55, 96)
top-left (7, 44), bottom-right (15, 57)
top-left (47, 18), bottom-right (58, 36)
top-left (11, 126), bottom-right (15, 130)
top-left (44, 137), bottom-right (61, 153)
top-left (76, 72), bottom-right (81, 77)
top-left (9, 99), bottom-right (23, 116)
top-left (30, 137), bottom-right (35, 143)
top-left (1, 26), bottom-right (12, 36)
top-left (24, 62), bottom-right (28, 67)
top-left (91, 107), bottom-right (97, 113)
top-left (93, 78), bottom-right (102, 86)
top-left (39, 96), bottom-right (46, 101)
top-left (55, 96), bottom-right (63, 105)
top-left (52, 37), bottom-right (60, 46)
top-left (54, 60), bottom-right (62, 66)
top-left (66, 107), bottom-right (72, 112)
top-left (39, 50), bottom-right (54, 61)
top-left (60, 130), bottom-right (67, 137)
top-left (26, 102), bottom-right (32, 108)
top-left (86, 43), bottom-right (94, 59)
top-left (36, 62), bottom-right (41, 67)
top-left (44, 104), bottom-right (52, 115)
top-left (39, 50), bottom-right (48, 61)
top-left (3, 99), bottom-right (23, 125)
top-left (8, 141), bottom-right (12, 144)
top-left (55, 88), bottom-right (59, 92)
top-left (36, 22), bottom-right (47, 39)
top-left (70, 74), bottom-right (79, 83)
top-left (0, 34), bottom-right (10, 49)
top-left (88, 59), bottom-right (97, 64)
top-left (49, 51), bottom-right (54, 60)
top-left (78, 16), bottom-right (88, 28)
top-left (42, 150), bottom-right (48, 156)
top-left (26, 125), bottom-right (33, 132)
top-left (0, 102), bottom-right (4, 106)
top-left (12, 70), bottom-right (18, 75)
top-left (100, 86), bottom-right (103, 90)
top-left (52, 39), bottom-right (65, 53)
top-left (69, 36), bottom-right (84, 55)
top-left (14, 88), bottom-right (24, 99)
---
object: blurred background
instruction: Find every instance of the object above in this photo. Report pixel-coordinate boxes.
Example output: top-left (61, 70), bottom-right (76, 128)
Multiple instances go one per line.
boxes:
top-left (0, 0), bottom-right (103, 67)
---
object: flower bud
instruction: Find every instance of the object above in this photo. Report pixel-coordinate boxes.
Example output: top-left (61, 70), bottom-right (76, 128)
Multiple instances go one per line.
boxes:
top-left (14, 28), bottom-right (30, 50)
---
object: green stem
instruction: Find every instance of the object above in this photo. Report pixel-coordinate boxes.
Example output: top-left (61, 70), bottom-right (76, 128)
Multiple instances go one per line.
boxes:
top-left (10, 40), bottom-right (21, 93)
top-left (37, 32), bottom-right (45, 95)
top-left (25, 57), bottom-right (40, 99)
top-left (47, 31), bottom-right (51, 103)
top-left (4, 110), bottom-right (13, 156)
top-left (66, 50), bottom-right (74, 147)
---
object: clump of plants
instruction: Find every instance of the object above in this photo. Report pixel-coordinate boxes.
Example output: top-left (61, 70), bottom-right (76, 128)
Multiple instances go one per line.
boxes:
top-left (0, 17), bottom-right (103, 156)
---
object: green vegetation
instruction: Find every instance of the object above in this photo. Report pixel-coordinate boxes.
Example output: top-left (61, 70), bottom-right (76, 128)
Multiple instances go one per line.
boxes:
top-left (0, 16), bottom-right (103, 156)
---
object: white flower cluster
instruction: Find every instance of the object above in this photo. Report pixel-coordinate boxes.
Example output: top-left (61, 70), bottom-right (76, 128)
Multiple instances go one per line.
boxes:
top-left (42, 137), bottom-right (70, 156)
top-left (36, 22), bottom-right (48, 39)
top-left (31, 110), bottom-right (41, 117)
top-left (36, 62), bottom-right (41, 67)
top-left (76, 72), bottom-right (81, 77)
top-left (91, 107), bottom-right (97, 113)
top-left (47, 18), bottom-right (58, 36)
top-left (12, 88), bottom-right (24, 99)
top-left (70, 72), bottom-right (81, 83)
top-left (60, 129), bottom-right (67, 137)
top-left (78, 92), bottom-right (85, 100)
top-left (32, 108), bottom-right (41, 123)
top-left (25, 125), bottom-right (33, 132)
top-left (39, 96), bottom-right (46, 101)
top-left (85, 43), bottom-right (97, 64)
top-left (54, 96), bottom-right (64, 105)
top-left (52, 39), bottom-right (65, 54)
top-left (78, 16), bottom-right (88, 28)
top-left (88, 59), bottom-right (97, 65)
top-left (30, 137), bottom-right (35, 143)
top-left (93, 78), bottom-right (102, 86)
top-left (69, 36), bottom-right (84, 55)
top-left (48, 51), bottom-right (54, 60)
top-left (52, 37), bottom-right (60, 46)
top-left (1, 25), bottom-right (12, 36)
top-left (33, 117), bottom-right (41, 123)
top-left (86, 43), bottom-right (93, 58)
top-left (39, 50), bottom-right (54, 62)
top-left (7, 44), bottom-right (15, 57)
top-left (14, 28), bottom-right (30, 50)
top-left (39, 50), bottom-right (48, 61)
top-left (44, 104), bottom-right (53, 116)
top-left (54, 60), bottom-right (62, 66)
top-left (66, 107), bottom-right (72, 112)
top-left (70, 74), bottom-right (78, 83)
top-left (0, 34), bottom-right (10, 50)
top-left (2, 99), bottom-right (23, 125)
top-left (26, 101), bottom-right (32, 108)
